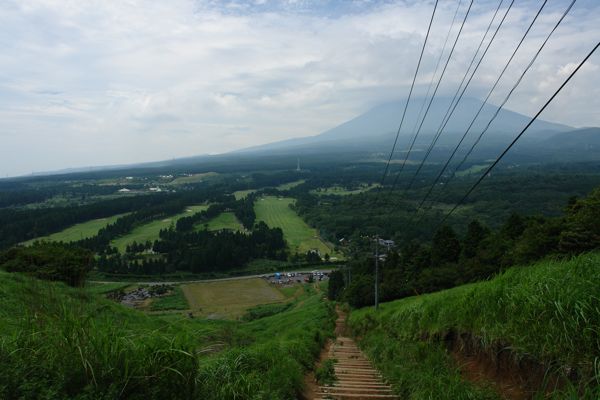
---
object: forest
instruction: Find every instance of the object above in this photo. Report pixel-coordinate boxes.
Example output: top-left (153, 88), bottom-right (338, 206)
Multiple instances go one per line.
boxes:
top-left (329, 186), bottom-right (600, 307)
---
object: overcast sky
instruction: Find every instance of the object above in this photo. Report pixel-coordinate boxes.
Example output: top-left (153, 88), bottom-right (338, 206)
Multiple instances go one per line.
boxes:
top-left (1, 0), bottom-right (599, 177)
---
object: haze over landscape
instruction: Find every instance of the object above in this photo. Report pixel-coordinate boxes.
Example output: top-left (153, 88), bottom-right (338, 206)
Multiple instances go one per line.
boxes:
top-left (1, 1), bottom-right (600, 399)
top-left (2, 0), bottom-right (600, 177)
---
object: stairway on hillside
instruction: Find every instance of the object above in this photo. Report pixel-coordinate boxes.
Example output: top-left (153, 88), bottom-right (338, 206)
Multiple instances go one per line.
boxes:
top-left (314, 336), bottom-right (398, 400)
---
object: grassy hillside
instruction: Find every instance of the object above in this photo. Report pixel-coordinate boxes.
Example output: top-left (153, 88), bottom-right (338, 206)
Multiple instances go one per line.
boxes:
top-left (349, 253), bottom-right (600, 399)
top-left (0, 271), bottom-right (335, 399)
top-left (255, 196), bottom-right (340, 258)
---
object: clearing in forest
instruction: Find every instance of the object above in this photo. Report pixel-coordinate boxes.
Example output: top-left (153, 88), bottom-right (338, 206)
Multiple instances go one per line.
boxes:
top-left (276, 180), bottom-right (305, 190)
top-left (168, 172), bottom-right (219, 185)
top-left (254, 196), bottom-right (339, 258)
top-left (24, 213), bottom-right (129, 245)
top-left (112, 204), bottom-right (209, 252)
top-left (181, 278), bottom-right (285, 318)
top-left (199, 211), bottom-right (245, 232)
top-left (311, 183), bottom-right (380, 196)
top-left (233, 189), bottom-right (257, 200)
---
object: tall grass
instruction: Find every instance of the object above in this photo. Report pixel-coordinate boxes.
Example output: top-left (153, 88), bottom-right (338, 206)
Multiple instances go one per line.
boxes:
top-left (349, 253), bottom-right (600, 398)
top-left (0, 271), bottom-right (335, 399)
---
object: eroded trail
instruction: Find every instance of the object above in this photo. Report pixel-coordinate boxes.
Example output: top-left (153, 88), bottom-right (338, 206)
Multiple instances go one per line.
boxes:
top-left (309, 308), bottom-right (398, 400)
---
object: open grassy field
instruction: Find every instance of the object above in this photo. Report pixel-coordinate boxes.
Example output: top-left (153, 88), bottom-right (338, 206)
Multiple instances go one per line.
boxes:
top-left (455, 163), bottom-right (491, 177)
top-left (181, 278), bottom-right (285, 319)
top-left (276, 180), bottom-right (305, 190)
top-left (233, 189), bottom-right (257, 200)
top-left (24, 213), bottom-right (129, 245)
top-left (255, 196), bottom-right (339, 258)
top-left (310, 183), bottom-right (380, 196)
top-left (168, 172), bottom-right (219, 185)
top-left (201, 212), bottom-right (244, 232)
top-left (149, 286), bottom-right (189, 311)
top-left (112, 204), bottom-right (209, 252)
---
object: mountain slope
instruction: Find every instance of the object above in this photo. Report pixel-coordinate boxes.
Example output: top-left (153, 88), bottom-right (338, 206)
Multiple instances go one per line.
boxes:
top-left (237, 97), bottom-right (572, 155)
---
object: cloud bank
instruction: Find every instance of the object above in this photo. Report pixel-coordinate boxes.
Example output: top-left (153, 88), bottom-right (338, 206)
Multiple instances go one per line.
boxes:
top-left (1, 0), bottom-right (599, 176)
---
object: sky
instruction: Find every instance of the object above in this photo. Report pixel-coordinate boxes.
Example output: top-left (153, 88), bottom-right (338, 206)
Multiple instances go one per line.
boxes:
top-left (1, 0), bottom-right (599, 177)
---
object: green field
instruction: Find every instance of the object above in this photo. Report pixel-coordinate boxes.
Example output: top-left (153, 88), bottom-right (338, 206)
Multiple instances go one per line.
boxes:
top-left (233, 189), bottom-right (257, 200)
top-left (455, 164), bottom-right (491, 177)
top-left (24, 213), bottom-right (129, 245)
top-left (149, 286), bottom-right (189, 311)
top-left (255, 196), bottom-right (339, 258)
top-left (84, 281), bottom-right (132, 295)
top-left (310, 183), bottom-right (380, 196)
top-left (201, 212), bottom-right (244, 232)
top-left (181, 278), bottom-right (286, 318)
top-left (276, 180), bottom-right (305, 190)
top-left (112, 204), bottom-right (209, 252)
top-left (168, 172), bottom-right (219, 185)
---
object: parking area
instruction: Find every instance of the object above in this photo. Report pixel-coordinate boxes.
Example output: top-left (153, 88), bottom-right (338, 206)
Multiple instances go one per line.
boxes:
top-left (263, 270), bottom-right (329, 286)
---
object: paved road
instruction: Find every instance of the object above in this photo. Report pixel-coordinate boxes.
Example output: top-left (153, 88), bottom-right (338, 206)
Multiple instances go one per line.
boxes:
top-left (89, 269), bottom-right (334, 286)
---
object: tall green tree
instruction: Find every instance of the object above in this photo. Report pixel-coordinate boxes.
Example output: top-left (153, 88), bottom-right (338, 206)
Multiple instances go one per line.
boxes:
top-left (461, 219), bottom-right (489, 259)
top-left (559, 187), bottom-right (600, 253)
top-left (430, 225), bottom-right (461, 267)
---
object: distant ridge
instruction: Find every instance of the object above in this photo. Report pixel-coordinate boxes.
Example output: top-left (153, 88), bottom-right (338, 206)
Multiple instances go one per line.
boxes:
top-left (235, 97), bottom-right (572, 154)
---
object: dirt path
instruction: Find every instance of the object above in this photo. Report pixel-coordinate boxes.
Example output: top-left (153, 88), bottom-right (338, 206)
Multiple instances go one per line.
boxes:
top-left (304, 307), bottom-right (398, 400)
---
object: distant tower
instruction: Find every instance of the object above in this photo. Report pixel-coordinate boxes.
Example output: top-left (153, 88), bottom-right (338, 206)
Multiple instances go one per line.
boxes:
top-left (296, 158), bottom-right (301, 172)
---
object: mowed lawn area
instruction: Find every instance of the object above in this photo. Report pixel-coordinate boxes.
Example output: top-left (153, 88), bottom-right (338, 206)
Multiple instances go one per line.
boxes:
top-left (276, 180), bottom-right (305, 190)
top-left (233, 189), bottom-right (256, 200)
top-left (181, 278), bottom-right (285, 318)
top-left (112, 204), bottom-right (209, 252)
top-left (198, 212), bottom-right (244, 232)
top-left (255, 196), bottom-right (340, 258)
top-left (24, 213), bottom-right (128, 245)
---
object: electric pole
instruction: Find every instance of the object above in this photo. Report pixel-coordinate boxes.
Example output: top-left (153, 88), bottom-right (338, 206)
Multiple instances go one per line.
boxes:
top-left (375, 235), bottom-right (379, 310)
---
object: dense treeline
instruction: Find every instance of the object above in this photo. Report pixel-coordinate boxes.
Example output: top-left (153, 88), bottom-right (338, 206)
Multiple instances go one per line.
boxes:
top-left (98, 222), bottom-right (286, 274)
top-left (0, 189), bottom-right (50, 208)
top-left (0, 194), bottom-right (169, 249)
top-left (0, 182), bottom-right (149, 209)
top-left (72, 198), bottom-right (192, 252)
top-left (333, 186), bottom-right (600, 307)
top-left (175, 193), bottom-right (256, 232)
top-left (0, 242), bottom-right (92, 286)
top-left (0, 189), bottom-right (229, 250)
top-left (294, 171), bottom-right (600, 244)
top-left (233, 194), bottom-right (257, 229)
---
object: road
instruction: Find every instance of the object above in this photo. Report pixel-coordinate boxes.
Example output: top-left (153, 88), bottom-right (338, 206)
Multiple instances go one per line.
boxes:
top-left (89, 269), bottom-right (334, 286)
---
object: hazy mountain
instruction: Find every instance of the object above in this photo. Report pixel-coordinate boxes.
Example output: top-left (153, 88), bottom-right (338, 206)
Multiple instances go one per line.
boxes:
top-left (506, 127), bottom-right (600, 163)
top-left (10, 97), bottom-right (597, 180)
top-left (236, 97), bottom-right (572, 155)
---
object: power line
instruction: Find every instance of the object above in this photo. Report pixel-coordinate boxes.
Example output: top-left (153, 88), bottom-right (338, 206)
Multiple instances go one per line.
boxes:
top-left (435, 39), bottom-right (599, 230)
top-left (414, 0), bottom-right (549, 214)
top-left (432, 0), bottom-right (577, 201)
top-left (407, 0), bottom-right (464, 155)
top-left (373, 0), bottom-right (439, 204)
top-left (403, 0), bottom-right (512, 194)
top-left (386, 0), bottom-right (474, 198)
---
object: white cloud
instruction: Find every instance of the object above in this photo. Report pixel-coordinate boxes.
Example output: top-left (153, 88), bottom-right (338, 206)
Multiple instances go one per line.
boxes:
top-left (0, 0), bottom-right (599, 176)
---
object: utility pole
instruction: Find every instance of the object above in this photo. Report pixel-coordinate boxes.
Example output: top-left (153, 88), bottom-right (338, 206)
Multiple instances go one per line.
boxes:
top-left (375, 235), bottom-right (379, 310)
